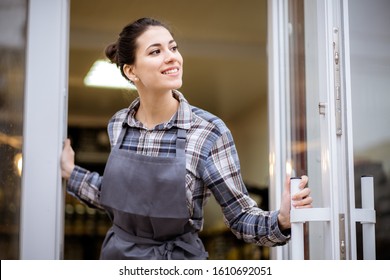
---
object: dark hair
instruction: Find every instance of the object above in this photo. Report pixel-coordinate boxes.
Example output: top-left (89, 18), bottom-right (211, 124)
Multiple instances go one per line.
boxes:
top-left (105, 17), bottom-right (171, 81)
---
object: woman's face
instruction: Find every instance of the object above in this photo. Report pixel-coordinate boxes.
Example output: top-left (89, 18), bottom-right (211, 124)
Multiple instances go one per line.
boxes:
top-left (128, 26), bottom-right (183, 92)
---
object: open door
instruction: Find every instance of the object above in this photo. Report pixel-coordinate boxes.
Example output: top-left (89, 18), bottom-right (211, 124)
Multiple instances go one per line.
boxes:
top-left (20, 0), bottom-right (69, 259)
top-left (268, 0), bottom-right (378, 260)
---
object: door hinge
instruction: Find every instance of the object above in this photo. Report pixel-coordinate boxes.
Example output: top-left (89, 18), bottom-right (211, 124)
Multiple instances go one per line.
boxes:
top-left (333, 28), bottom-right (342, 136)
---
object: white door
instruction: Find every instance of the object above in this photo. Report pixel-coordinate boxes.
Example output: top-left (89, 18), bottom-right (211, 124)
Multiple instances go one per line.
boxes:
top-left (20, 0), bottom-right (69, 259)
top-left (268, 0), bottom-right (379, 260)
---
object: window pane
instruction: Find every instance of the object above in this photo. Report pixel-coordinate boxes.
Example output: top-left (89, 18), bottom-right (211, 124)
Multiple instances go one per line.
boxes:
top-left (349, 0), bottom-right (390, 260)
top-left (0, 0), bottom-right (27, 259)
top-left (287, 0), bottom-right (326, 259)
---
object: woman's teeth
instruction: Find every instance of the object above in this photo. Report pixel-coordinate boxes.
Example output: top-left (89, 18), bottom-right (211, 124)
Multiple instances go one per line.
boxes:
top-left (163, 68), bottom-right (178, 75)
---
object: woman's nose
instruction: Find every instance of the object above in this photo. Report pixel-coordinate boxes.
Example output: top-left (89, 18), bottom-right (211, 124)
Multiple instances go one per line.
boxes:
top-left (164, 50), bottom-right (177, 63)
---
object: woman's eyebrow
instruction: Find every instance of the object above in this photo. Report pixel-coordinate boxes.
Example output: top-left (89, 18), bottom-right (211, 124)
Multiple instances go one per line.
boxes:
top-left (146, 40), bottom-right (176, 50)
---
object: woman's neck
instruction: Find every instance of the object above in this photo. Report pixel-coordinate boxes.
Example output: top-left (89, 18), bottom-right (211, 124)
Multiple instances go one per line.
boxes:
top-left (136, 90), bottom-right (179, 129)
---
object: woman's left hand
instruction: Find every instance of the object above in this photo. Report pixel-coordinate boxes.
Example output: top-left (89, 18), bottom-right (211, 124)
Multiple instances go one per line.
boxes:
top-left (277, 175), bottom-right (313, 231)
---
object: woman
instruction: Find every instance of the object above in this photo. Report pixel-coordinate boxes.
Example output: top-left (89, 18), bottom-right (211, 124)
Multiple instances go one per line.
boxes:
top-left (61, 17), bottom-right (312, 260)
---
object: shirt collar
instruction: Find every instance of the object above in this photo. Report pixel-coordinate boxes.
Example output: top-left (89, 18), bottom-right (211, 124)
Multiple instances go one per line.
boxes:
top-left (125, 90), bottom-right (192, 130)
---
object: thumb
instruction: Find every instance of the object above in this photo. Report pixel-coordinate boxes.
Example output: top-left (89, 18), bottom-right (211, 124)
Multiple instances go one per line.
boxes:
top-left (64, 138), bottom-right (70, 146)
top-left (63, 138), bottom-right (73, 150)
top-left (284, 175), bottom-right (291, 195)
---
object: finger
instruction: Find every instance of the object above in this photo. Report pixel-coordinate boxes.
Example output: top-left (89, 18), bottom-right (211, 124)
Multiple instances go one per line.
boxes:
top-left (296, 204), bottom-right (313, 209)
top-left (293, 195), bottom-right (313, 207)
top-left (63, 138), bottom-right (70, 148)
top-left (292, 186), bottom-right (311, 202)
top-left (296, 188), bottom-right (311, 201)
top-left (300, 187), bottom-right (311, 196)
top-left (299, 175), bottom-right (308, 189)
top-left (285, 176), bottom-right (291, 193)
top-left (296, 197), bottom-right (313, 208)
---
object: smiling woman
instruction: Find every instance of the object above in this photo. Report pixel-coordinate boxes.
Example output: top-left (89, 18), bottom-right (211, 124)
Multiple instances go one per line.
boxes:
top-left (61, 17), bottom-right (312, 260)
top-left (104, 18), bottom-right (183, 129)
top-left (66, 1), bottom-right (272, 260)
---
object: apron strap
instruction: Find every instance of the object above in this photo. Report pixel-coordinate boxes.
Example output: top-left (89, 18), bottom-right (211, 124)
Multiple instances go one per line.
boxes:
top-left (114, 121), bottom-right (129, 150)
top-left (176, 128), bottom-right (187, 158)
top-left (112, 109), bottom-right (131, 150)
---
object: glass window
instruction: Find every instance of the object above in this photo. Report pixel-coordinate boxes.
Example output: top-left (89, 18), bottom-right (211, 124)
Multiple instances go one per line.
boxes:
top-left (0, 0), bottom-right (27, 260)
top-left (284, 0), bottom-right (334, 259)
top-left (349, 0), bottom-right (390, 260)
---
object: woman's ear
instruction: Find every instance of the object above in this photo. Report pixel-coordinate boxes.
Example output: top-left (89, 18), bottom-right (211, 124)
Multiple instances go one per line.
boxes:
top-left (123, 64), bottom-right (138, 82)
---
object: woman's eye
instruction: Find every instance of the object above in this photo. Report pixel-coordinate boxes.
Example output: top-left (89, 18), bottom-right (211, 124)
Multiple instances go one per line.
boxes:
top-left (171, 45), bottom-right (179, 51)
top-left (150, 49), bottom-right (160, 55)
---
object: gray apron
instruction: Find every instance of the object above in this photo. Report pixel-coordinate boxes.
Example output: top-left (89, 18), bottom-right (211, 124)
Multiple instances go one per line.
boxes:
top-left (99, 120), bottom-right (208, 260)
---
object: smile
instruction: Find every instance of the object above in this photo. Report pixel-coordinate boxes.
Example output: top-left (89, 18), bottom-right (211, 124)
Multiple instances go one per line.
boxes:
top-left (162, 68), bottom-right (179, 75)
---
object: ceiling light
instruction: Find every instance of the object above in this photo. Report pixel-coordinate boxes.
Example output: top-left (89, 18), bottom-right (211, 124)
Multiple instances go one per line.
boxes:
top-left (84, 59), bottom-right (136, 90)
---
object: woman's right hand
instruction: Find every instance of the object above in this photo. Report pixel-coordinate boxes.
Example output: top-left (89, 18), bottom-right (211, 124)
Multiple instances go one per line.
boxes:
top-left (61, 138), bottom-right (75, 180)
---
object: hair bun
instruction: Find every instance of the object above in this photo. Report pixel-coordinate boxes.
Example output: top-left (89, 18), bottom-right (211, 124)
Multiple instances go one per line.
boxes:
top-left (105, 42), bottom-right (118, 64)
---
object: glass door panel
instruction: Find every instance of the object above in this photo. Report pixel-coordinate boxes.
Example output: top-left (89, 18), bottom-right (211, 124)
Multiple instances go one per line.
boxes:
top-left (0, 0), bottom-right (27, 260)
top-left (287, 0), bottom-right (327, 260)
top-left (348, 0), bottom-right (390, 260)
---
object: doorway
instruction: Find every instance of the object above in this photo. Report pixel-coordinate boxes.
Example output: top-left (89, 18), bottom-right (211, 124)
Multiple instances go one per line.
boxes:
top-left (66, 0), bottom-right (270, 259)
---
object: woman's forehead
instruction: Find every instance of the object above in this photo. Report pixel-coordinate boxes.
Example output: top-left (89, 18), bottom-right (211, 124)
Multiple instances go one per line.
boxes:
top-left (137, 26), bottom-right (174, 48)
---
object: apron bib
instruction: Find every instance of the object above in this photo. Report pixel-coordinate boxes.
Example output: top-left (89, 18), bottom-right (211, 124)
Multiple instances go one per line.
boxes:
top-left (100, 120), bottom-right (207, 259)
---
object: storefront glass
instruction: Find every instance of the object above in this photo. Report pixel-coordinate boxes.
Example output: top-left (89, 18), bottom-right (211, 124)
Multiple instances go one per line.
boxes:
top-left (349, 0), bottom-right (390, 259)
top-left (0, 0), bottom-right (27, 260)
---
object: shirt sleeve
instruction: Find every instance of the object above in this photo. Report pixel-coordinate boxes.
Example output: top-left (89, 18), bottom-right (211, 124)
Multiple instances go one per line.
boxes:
top-left (66, 165), bottom-right (104, 209)
top-left (202, 131), bottom-right (290, 247)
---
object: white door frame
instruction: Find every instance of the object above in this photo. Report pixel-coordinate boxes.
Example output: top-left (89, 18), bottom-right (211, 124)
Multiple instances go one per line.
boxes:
top-left (20, 0), bottom-right (69, 259)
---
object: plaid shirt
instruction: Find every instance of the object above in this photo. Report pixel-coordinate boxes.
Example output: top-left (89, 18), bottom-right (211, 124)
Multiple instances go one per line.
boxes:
top-left (67, 90), bottom-right (289, 246)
